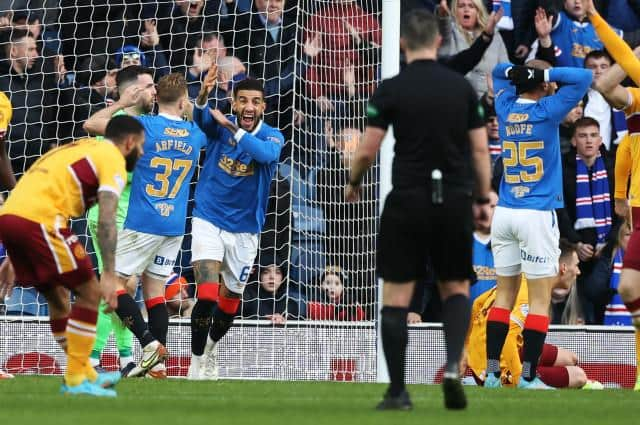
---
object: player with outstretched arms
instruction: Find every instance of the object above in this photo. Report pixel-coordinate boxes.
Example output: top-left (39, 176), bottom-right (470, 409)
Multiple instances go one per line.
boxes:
top-left (485, 60), bottom-right (592, 389)
top-left (84, 73), bottom-right (207, 378)
top-left (0, 116), bottom-right (144, 395)
top-left (584, 0), bottom-right (640, 391)
top-left (187, 66), bottom-right (284, 380)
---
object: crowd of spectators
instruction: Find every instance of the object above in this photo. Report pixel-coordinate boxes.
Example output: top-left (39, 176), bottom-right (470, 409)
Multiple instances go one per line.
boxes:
top-left (0, 0), bottom-right (639, 325)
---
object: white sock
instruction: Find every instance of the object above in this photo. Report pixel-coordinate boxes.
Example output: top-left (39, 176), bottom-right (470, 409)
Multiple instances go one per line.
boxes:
top-left (120, 356), bottom-right (134, 369)
top-left (191, 354), bottom-right (203, 370)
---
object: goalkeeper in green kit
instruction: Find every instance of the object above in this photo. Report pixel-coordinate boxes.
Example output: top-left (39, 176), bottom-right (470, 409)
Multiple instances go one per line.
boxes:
top-left (84, 65), bottom-right (157, 373)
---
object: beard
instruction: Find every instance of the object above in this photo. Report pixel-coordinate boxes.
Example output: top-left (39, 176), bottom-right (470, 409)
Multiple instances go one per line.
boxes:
top-left (125, 150), bottom-right (140, 172)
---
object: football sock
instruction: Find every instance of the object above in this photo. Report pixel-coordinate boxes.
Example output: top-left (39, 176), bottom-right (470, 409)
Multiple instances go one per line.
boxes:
top-left (65, 306), bottom-right (97, 387)
top-left (381, 306), bottom-right (408, 397)
top-left (536, 366), bottom-right (568, 388)
top-left (486, 307), bottom-right (510, 377)
top-left (146, 297), bottom-right (168, 346)
top-left (115, 291), bottom-right (154, 347)
top-left (50, 317), bottom-right (68, 353)
top-left (190, 300), bottom-right (215, 356)
top-left (114, 313), bottom-right (133, 366)
top-left (209, 295), bottom-right (240, 342)
top-left (521, 314), bottom-right (549, 381)
top-left (442, 294), bottom-right (470, 375)
top-left (91, 303), bottom-right (112, 360)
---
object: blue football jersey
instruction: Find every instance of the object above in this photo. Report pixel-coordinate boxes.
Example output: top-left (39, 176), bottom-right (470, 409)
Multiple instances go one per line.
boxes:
top-left (124, 114), bottom-right (207, 236)
top-left (551, 11), bottom-right (622, 68)
top-left (192, 105), bottom-right (284, 234)
top-left (470, 235), bottom-right (496, 302)
top-left (493, 63), bottom-right (592, 210)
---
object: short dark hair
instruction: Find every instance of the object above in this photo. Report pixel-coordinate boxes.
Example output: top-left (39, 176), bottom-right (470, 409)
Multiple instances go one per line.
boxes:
top-left (400, 9), bottom-right (439, 50)
top-left (584, 49), bottom-right (613, 67)
top-left (9, 28), bottom-right (33, 44)
top-left (105, 115), bottom-right (144, 143)
top-left (116, 65), bottom-right (153, 90)
top-left (76, 55), bottom-right (118, 87)
top-left (559, 238), bottom-right (577, 260)
top-left (573, 116), bottom-right (600, 135)
top-left (233, 78), bottom-right (264, 98)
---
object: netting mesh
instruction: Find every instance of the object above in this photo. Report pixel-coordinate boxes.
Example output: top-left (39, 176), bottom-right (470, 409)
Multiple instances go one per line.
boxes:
top-left (1, 320), bottom-right (636, 387)
top-left (0, 0), bottom-right (381, 319)
top-left (0, 0), bottom-right (382, 373)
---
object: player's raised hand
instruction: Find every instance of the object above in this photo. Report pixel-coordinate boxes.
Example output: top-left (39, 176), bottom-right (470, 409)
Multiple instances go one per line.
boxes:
top-left (210, 108), bottom-right (238, 133)
top-left (118, 83), bottom-right (143, 108)
top-left (437, 0), bottom-right (451, 17)
top-left (345, 182), bottom-right (361, 202)
top-left (508, 65), bottom-right (545, 86)
top-left (141, 19), bottom-right (160, 47)
top-left (485, 6), bottom-right (504, 36)
top-left (304, 33), bottom-right (323, 58)
top-left (0, 256), bottom-right (16, 299)
top-left (584, 0), bottom-right (597, 16)
top-left (534, 7), bottom-right (553, 43)
top-left (100, 271), bottom-right (119, 313)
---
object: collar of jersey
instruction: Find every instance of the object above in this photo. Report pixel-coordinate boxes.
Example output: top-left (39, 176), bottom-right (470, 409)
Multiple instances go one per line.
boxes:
top-left (158, 112), bottom-right (183, 121)
top-left (249, 120), bottom-right (264, 135)
top-left (516, 98), bottom-right (536, 104)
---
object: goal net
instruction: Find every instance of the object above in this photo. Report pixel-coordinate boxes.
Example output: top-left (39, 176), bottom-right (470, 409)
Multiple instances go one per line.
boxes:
top-left (0, 0), bottom-right (383, 377)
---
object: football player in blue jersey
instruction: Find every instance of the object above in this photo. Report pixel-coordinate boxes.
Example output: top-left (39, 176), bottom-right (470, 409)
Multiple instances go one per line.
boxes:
top-left (484, 60), bottom-right (592, 390)
top-left (84, 73), bottom-right (208, 378)
top-left (187, 65), bottom-right (284, 380)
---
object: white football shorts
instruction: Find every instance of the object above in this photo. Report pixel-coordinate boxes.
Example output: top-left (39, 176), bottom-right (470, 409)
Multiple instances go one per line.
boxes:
top-left (115, 229), bottom-right (183, 279)
top-left (490, 206), bottom-right (560, 279)
top-left (191, 216), bottom-right (258, 295)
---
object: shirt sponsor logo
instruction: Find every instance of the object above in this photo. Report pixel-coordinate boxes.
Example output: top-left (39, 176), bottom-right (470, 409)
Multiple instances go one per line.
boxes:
top-left (154, 255), bottom-right (175, 266)
top-left (520, 249), bottom-right (550, 264)
top-left (163, 127), bottom-right (190, 137)
top-left (506, 113), bottom-right (529, 123)
top-left (218, 154), bottom-right (254, 177)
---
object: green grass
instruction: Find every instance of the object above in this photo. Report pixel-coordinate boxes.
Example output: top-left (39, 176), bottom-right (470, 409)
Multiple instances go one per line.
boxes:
top-left (2, 377), bottom-right (639, 424)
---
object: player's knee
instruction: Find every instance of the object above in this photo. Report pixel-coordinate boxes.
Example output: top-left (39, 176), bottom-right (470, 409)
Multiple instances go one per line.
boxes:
top-left (75, 277), bottom-right (101, 307)
top-left (567, 366), bottom-right (588, 388)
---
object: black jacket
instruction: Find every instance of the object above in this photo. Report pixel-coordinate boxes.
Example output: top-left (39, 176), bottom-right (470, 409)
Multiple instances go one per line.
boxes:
top-left (556, 146), bottom-right (617, 246)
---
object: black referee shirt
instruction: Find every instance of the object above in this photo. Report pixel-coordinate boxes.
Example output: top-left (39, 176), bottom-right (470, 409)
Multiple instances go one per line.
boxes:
top-left (367, 59), bottom-right (485, 190)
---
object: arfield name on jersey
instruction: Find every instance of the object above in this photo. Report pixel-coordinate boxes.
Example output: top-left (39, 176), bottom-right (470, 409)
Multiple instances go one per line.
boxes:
top-left (155, 139), bottom-right (193, 154)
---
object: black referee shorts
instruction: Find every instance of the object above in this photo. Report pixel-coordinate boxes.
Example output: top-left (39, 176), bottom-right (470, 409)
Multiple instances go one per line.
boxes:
top-left (377, 187), bottom-right (474, 284)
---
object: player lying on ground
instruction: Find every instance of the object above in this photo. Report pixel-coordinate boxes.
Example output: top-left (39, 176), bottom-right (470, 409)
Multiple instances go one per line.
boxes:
top-left (467, 239), bottom-right (602, 389)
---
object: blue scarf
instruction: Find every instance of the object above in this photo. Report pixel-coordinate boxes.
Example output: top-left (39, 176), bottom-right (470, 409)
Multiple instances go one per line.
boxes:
top-left (574, 154), bottom-right (612, 247)
top-left (604, 248), bottom-right (631, 326)
top-left (493, 0), bottom-right (513, 30)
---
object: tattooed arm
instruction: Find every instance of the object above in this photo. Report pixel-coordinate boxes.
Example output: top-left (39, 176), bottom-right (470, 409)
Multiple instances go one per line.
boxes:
top-left (97, 190), bottom-right (119, 311)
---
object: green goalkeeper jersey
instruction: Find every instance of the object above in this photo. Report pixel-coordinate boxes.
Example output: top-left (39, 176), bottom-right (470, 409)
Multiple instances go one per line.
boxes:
top-left (86, 109), bottom-right (133, 271)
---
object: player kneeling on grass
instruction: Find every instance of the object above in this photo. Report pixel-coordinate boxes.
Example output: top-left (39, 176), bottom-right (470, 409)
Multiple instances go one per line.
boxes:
top-left (466, 239), bottom-right (603, 389)
top-left (0, 116), bottom-right (144, 396)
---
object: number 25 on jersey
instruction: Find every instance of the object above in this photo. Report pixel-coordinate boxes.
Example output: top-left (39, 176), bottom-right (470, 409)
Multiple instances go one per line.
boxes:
top-left (502, 141), bottom-right (544, 184)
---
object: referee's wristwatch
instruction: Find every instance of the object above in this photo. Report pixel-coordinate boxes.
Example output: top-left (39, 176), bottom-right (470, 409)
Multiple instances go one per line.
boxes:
top-left (475, 196), bottom-right (491, 205)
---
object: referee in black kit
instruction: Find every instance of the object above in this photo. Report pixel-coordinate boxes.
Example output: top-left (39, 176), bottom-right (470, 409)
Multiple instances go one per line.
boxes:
top-left (345, 9), bottom-right (492, 411)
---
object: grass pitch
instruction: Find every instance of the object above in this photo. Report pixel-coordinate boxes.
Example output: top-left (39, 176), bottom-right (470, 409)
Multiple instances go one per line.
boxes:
top-left (2, 377), bottom-right (638, 425)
